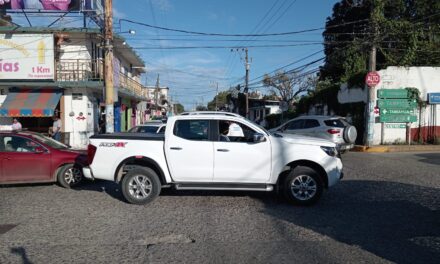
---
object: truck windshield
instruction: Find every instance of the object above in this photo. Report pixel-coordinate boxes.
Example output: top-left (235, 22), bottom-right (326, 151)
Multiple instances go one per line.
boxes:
top-left (247, 119), bottom-right (270, 135)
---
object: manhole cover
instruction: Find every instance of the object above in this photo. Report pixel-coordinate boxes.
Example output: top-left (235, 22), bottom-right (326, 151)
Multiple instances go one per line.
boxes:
top-left (0, 224), bottom-right (17, 235)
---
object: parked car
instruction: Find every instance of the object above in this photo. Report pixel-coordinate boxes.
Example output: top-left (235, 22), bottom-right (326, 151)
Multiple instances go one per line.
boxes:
top-left (0, 131), bottom-right (87, 188)
top-left (128, 122), bottom-right (166, 134)
top-left (270, 115), bottom-right (357, 151)
top-left (84, 111), bottom-right (343, 206)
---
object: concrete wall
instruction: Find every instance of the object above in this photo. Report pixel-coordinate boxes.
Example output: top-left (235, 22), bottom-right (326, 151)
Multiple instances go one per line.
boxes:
top-left (336, 66), bottom-right (440, 145)
top-left (59, 34), bottom-right (92, 60)
top-left (372, 67), bottom-right (440, 144)
top-left (338, 83), bottom-right (367, 104)
top-left (62, 88), bottom-right (96, 149)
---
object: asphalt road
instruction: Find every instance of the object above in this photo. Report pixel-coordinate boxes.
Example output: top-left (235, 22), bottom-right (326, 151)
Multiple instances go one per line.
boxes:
top-left (1, 152), bottom-right (439, 264)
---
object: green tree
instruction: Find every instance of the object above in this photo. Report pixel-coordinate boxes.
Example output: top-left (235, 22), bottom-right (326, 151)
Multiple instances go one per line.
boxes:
top-left (174, 103), bottom-right (184, 114)
top-left (263, 71), bottom-right (317, 106)
top-left (196, 105), bottom-right (208, 111)
top-left (320, 0), bottom-right (440, 85)
top-left (207, 91), bottom-right (230, 111)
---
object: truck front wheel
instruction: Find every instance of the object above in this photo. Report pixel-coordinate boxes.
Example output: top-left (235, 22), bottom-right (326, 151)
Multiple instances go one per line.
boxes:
top-left (283, 166), bottom-right (324, 206)
top-left (121, 167), bottom-right (161, 205)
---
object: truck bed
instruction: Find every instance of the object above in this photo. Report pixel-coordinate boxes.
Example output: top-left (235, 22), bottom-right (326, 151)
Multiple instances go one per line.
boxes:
top-left (90, 133), bottom-right (165, 141)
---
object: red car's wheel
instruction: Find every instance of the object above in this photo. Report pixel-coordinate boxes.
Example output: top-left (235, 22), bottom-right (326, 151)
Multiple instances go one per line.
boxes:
top-left (57, 164), bottom-right (83, 188)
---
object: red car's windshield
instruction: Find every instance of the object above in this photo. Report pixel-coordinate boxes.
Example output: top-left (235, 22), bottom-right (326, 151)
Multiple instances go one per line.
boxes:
top-left (30, 133), bottom-right (69, 150)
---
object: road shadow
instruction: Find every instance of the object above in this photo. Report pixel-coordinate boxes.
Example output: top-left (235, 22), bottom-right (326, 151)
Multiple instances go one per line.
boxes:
top-left (415, 153), bottom-right (440, 165)
top-left (74, 179), bottom-right (281, 203)
top-left (72, 180), bottom-right (124, 202)
top-left (10, 247), bottom-right (33, 264)
top-left (261, 180), bottom-right (440, 264)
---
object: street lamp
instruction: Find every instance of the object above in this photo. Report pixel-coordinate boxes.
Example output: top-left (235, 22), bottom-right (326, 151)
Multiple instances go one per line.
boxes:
top-left (120, 29), bottom-right (136, 35)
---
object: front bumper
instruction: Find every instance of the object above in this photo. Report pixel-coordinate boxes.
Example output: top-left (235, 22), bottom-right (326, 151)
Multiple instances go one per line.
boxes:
top-left (326, 157), bottom-right (343, 187)
top-left (82, 167), bottom-right (95, 180)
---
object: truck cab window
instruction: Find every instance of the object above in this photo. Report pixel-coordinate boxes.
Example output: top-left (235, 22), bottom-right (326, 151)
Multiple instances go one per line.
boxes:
top-left (174, 120), bottom-right (209, 141)
top-left (218, 120), bottom-right (256, 143)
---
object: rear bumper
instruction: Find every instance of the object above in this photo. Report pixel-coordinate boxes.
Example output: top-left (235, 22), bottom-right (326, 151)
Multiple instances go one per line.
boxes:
top-left (82, 167), bottom-right (95, 180)
top-left (337, 143), bottom-right (354, 151)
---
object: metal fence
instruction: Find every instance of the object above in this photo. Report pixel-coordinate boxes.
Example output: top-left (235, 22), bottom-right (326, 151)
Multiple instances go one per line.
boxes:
top-left (56, 59), bottom-right (147, 99)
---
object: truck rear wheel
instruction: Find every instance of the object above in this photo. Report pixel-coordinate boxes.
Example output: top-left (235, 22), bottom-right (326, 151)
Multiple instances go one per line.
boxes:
top-left (121, 167), bottom-right (161, 205)
top-left (283, 166), bottom-right (323, 206)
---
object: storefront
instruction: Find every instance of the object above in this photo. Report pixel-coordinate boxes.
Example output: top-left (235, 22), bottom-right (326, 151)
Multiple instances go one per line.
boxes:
top-left (0, 87), bottom-right (62, 134)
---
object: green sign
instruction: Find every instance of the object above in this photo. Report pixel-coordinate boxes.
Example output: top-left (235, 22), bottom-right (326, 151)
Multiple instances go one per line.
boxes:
top-left (385, 124), bottom-right (406, 129)
top-left (378, 99), bottom-right (417, 109)
top-left (380, 115), bottom-right (417, 123)
top-left (378, 89), bottom-right (409, 99)
top-left (380, 108), bottom-right (415, 115)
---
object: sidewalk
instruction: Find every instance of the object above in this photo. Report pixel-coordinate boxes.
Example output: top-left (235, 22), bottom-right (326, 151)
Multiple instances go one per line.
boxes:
top-left (352, 144), bottom-right (440, 153)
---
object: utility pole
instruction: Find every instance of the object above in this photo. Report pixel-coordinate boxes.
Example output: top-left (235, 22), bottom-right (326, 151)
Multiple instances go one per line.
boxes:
top-left (155, 74), bottom-right (160, 114)
top-left (215, 82), bottom-right (219, 111)
top-left (244, 48), bottom-right (250, 118)
top-left (364, 1), bottom-right (380, 147)
top-left (104, 0), bottom-right (114, 133)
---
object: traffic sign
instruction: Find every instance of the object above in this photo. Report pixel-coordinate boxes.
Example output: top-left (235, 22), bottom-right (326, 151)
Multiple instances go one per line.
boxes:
top-left (365, 71), bottom-right (380, 87)
top-left (428, 93), bottom-right (440, 104)
top-left (378, 99), bottom-right (417, 109)
top-left (380, 108), bottom-right (415, 115)
top-left (377, 89), bottom-right (409, 99)
top-left (385, 124), bottom-right (406, 129)
top-left (380, 115), bottom-right (417, 123)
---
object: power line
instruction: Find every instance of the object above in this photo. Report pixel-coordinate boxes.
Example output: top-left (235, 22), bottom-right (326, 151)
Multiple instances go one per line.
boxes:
top-left (120, 18), bottom-right (370, 37)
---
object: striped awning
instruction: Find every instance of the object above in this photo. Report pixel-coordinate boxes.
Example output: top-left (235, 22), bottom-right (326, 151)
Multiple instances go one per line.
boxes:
top-left (0, 88), bottom-right (62, 117)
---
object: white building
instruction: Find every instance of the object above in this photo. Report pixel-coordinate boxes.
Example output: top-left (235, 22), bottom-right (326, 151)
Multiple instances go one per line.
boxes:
top-left (336, 67), bottom-right (440, 145)
top-left (0, 27), bottom-right (148, 149)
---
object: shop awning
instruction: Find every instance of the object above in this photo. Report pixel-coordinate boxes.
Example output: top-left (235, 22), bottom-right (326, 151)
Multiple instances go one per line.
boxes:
top-left (0, 88), bottom-right (62, 117)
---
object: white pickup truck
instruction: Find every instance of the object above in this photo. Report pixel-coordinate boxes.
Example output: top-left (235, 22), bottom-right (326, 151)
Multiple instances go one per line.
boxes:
top-left (84, 112), bottom-right (343, 206)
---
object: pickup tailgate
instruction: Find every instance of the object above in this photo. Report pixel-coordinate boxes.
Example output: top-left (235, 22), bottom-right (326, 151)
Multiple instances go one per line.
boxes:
top-left (87, 133), bottom-right (170, 182)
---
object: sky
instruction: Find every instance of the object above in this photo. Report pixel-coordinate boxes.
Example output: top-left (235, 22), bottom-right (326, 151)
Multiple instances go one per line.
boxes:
top-left (11, 0), bottom-right (340, 110)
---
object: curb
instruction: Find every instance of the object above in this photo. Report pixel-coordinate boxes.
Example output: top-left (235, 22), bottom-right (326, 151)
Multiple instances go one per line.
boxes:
top-left (351, 145), bottom-right (440, 153)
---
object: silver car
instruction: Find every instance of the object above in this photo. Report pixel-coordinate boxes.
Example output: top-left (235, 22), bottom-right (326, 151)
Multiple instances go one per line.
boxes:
top-left (128, 122), bottom-right (166, 134)
top-left (270, 115), bottom-right (357, 151)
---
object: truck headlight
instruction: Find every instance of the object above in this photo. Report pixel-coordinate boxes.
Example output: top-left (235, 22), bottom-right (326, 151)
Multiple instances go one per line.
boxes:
top-left (320, 146), bottom-right (338, 157)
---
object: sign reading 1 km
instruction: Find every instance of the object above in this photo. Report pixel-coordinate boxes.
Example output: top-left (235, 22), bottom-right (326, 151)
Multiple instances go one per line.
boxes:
top-left (365, 71), bottom-right (380, 87)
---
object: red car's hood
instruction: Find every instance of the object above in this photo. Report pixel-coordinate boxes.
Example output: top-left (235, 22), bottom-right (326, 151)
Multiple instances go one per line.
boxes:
top-left (60, 148), bottom-right (87, 155)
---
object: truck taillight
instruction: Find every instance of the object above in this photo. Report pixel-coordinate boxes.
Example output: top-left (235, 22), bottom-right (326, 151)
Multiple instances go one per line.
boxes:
top-left (87, 144), bottom-right (97, 165)
top-left (327, 129), bottom-right (341, 134)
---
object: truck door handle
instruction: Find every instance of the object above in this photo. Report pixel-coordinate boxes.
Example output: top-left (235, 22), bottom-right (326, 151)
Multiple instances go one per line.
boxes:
top-left (170, 147), bottom-right (182, 150)
top-left (217, 149), bottom-right (229, 152)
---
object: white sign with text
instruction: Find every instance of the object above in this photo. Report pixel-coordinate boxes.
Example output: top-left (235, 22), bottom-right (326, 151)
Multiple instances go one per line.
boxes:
top-left (0, 34), bottom-right (54, 80)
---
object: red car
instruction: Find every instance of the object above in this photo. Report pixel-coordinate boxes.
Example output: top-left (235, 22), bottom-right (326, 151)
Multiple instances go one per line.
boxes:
top-left (0, 131), bottom-right (87, 188)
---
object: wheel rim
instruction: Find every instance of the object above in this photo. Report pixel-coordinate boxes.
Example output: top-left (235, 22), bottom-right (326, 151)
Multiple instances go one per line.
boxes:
top-left (128, 175), bottom-right (152, 200)
top-left (64, 167), bottom-right (82, 185)
top-left (291, 175), bottom-right (317, 201)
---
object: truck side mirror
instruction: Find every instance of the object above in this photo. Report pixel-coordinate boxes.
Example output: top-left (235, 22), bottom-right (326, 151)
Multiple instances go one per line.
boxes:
top-left (253, 133), bottom-right (266, 143)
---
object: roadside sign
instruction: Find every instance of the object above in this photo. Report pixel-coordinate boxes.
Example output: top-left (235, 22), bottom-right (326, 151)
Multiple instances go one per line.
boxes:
top-left (365, 71), bottom-right (380, 87)
top-left (380, 108), bottom-right (415, 115)
top-left (380, 115), bottom-right (417, 123)
top-left (378, 99), bottom-right (417, 109)
top-left (428, 93), bottom-right (440, 104)
top-left (373, 106), bottom-right (379, 117)
top-left (385, 124), bottom-right (406, 129)
top-left (377, 89), bottom-right (409, 99)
